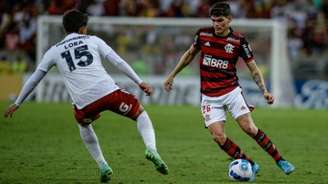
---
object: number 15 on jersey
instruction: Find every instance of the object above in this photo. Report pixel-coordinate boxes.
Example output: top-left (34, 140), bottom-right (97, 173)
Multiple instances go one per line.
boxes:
top-left (61, 45), bottom-right (93, 72)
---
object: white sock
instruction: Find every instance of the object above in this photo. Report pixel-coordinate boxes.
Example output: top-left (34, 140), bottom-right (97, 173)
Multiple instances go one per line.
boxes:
top-left (78, 124), bottom-right (108, 168)
top-left (136, 111), bottom-right (157, 151)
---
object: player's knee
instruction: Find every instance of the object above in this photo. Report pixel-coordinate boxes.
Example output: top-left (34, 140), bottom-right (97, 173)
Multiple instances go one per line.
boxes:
top-left (77, 120), bottom-right (91, 126)
top-left (211, 132), bottom-right (226, 145)
top-left (131, 105), bottom-right (144, 120)
top-left (79, 126), bottom-right (97, 144)
top-left (241, 124), bottom-right (257, 136)
top-left (82, 134), bottom-right (96, 144)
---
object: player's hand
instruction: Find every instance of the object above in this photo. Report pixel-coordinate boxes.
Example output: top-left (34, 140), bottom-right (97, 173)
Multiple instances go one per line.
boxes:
top-left (4, 104), bottom-right (19, 118)
top-left (264, 92), bottom-right (274, 105)
top-left (139, 82), bottom-right (153, 96)
top-left (164, 76), bottom-right (174, 92)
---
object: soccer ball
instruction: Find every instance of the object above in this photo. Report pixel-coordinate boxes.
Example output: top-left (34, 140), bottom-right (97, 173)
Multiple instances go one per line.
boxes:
top-left (228, 159), bottom-right (254, 182)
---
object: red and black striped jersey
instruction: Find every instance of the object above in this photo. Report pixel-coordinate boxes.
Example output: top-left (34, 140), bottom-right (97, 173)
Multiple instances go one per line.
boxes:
top-left (193, 27), bottom-right (254, 97)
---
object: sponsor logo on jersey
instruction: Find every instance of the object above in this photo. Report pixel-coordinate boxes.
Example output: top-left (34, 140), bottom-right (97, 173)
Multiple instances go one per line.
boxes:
top-left (224, 43), bottom-right (234, 54)
top-left (242, 43), bottom-right (252, 58)
top-left (194, 35), bottom-right (199, 43)
top-left (203, 55), bottom-right (229, 69)
top-left (56, 35), bottom-right (89, 47)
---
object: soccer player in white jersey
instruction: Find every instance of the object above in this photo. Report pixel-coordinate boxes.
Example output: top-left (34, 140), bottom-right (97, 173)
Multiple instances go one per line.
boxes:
top-left (3, 9), bottom-right (168, 183)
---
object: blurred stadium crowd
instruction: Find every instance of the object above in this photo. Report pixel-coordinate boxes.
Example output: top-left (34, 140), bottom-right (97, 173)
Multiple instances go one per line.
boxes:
top-left (0, 0), bottom-right (327, 79)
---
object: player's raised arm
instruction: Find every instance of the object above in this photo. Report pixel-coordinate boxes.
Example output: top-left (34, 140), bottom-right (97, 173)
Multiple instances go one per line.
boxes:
top-left (164, 45), bottom-right (199, 92)
top-left (246, 60), bottom-right (274, 104)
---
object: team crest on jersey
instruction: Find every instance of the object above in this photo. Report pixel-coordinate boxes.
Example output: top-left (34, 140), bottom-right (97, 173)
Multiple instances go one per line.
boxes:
top-left (224, 43), bottom-right (234, 54)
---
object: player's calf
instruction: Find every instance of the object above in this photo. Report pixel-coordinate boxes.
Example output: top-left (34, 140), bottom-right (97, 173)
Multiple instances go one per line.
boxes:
top-left (219, 138), bottom-right (255, 165)
top-left (252, 129), bottom-right (283, 161)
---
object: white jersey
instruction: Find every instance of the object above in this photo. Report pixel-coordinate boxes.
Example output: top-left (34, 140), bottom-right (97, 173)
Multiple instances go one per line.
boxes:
top-left (37, 33), bottom-right (120, 109)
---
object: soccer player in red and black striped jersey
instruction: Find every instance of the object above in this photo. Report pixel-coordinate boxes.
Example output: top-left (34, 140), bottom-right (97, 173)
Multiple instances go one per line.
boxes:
top-left (164, 2), bottom-right (295, 178)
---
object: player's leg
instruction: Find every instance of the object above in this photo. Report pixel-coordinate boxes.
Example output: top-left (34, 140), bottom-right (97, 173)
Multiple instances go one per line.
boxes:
top-left (135, 106), bottom-right (169, 175)
top-left (208, 122), bottom-right (258, 181)
top-left (201, 95), bottom-right (256, 167)
top-left (106, 90), bottom-right (168, 174)
top-left (236, 114), bottom-right (295, 174)
top-left (135, 106), bottom-right (156, 151)
top-left (78, 124), bottom-right (112, 182)
top-left (232, 94), bottom-right (295, 174)
top-left (236, 113), bottom-right (282, 160)
top-left (225, 88), bottom-right (262, 174)
top-left (74, 104), bottom-right (112, 182)
top-left (208, 122), bottom-right (255, 165)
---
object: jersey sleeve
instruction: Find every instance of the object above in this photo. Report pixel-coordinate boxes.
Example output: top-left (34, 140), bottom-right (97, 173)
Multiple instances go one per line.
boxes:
top-left (36, 48), bottom-right (56, 72)
top-left (93, 36), bottom-right (115, 58)
top-left (192, 29), bottom-right (201, 49)
top-left (239, 37), bottom-right (254, 63)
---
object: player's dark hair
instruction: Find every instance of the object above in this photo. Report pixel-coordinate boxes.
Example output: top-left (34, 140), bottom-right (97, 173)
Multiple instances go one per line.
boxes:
top-left (209, 2), bottom-right (231, 17)
top-left (62, 9), bottom-right (88, 33)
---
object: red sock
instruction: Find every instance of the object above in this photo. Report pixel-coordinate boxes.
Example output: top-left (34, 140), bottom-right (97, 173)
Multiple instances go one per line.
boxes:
top-left (253, 129), bottom-right (282, 161)
top-left (219, 138), bottom-right (254, 165)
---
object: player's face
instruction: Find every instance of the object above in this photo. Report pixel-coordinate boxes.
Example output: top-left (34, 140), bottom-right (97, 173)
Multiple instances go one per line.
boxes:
top-left (211, 16), bottom-right (231, 35)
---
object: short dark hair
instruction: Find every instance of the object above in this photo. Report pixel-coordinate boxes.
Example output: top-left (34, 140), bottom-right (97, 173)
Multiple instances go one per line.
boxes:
top-left (62, 9), bottom-right (88, 33)
top-left (209, 2), bottom-right (231, 17)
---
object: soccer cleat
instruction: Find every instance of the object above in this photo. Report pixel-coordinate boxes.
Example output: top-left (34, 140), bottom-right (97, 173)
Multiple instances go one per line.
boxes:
top-left (252, 162), bottom-right (260, 174)
top-left (249, 162), bottom-right (260, 181)
top-left (277, 160), bottom-right (295, 175)
top-left (100, 164), bottom-right (113, 183)
top-left (145, 148), bottom-right (169, 175)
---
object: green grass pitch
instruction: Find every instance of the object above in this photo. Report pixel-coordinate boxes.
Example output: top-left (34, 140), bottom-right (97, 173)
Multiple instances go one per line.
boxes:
top-left (0, 101), bottom-right (327, 184)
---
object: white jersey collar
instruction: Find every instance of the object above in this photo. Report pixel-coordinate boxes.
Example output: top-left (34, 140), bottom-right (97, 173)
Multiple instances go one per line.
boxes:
top-left (64, 33), bottom-right (81, 39)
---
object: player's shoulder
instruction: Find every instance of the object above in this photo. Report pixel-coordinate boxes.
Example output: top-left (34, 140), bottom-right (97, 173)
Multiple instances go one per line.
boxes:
top-left (88, 35), bottom-right (108, 46)
top-left (88, 35), bottom-right (99, 40)
top-left (89, 35), bottom-right (102, 41)
top-left (231, 29), bottom-right (246, 40)
top-left (197, 27), bottom-right (213, 35)
top-left (44, 45), bottom-right (57, 57)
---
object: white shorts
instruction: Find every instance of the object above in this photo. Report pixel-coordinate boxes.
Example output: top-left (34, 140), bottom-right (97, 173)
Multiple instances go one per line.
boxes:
top-left (200, 87), bottom-right (250, 127)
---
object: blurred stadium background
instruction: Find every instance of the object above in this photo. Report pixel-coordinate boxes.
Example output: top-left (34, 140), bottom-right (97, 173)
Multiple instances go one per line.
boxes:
top-left (1, 1), bottom-right (328, 184)
top-left (0, 0), bottom-right (327, 108)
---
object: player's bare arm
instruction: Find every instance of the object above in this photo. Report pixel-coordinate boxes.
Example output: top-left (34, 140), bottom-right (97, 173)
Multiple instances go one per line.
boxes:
top-left (246, 60), bottom-right (274, 104)
top-left (164, 45), bottom-right (199, 92)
